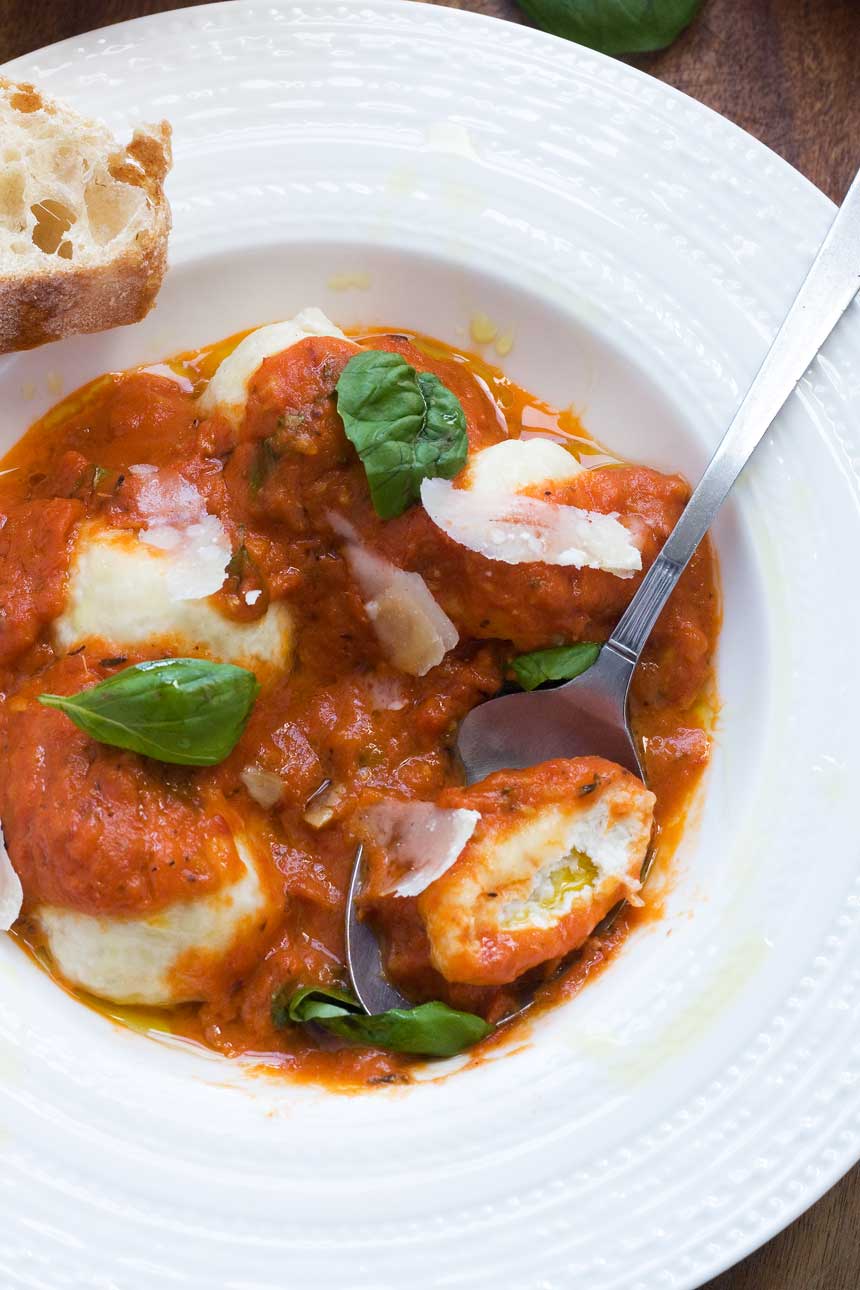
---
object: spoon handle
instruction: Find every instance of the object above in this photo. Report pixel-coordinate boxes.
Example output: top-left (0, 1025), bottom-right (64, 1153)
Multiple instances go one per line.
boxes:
top-left (606, 165), bottom-right (860, 666)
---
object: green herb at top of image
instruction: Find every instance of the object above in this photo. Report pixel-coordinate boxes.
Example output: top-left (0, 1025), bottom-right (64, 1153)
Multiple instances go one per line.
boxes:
top-left (515, 0), bottom-right (704, 55)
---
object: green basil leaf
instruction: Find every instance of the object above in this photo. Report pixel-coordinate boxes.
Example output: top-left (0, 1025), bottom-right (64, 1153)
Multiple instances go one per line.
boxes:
top-left (515, 0), bottom-right (703, 54)
top-left (275, 983), bottom-right (492, 1057)
top-left (38, 658), bottom-right (259, 766)
top-left (336, 350), bottom-right (468, 519)
top-left (276, 983), bottom-right (362, 1028)
top-left (511, 642), bottom-right (601, 691)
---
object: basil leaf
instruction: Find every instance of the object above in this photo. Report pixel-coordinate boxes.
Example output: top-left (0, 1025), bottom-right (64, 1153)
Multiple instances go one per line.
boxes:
top-left (275, 983), bottom-right (492, 1057)
top-left (38, 658), bottom-right (259, 766)
top-left (515, 0), bottom-right (703, 54)
top-left (336, 350), bottom-right (468, 519)
top-left (511, 642), bottom-right (601, 691)
top-left (274, 983), bottom-right (362, 1028)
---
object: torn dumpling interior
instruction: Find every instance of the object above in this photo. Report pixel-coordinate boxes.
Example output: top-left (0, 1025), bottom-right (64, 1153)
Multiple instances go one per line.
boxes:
top-left (418, 757), bottom-right (655, 986)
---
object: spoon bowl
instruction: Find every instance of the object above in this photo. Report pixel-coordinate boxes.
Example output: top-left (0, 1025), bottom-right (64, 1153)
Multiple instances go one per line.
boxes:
top-left (455, 642), bottom-right (641, 785)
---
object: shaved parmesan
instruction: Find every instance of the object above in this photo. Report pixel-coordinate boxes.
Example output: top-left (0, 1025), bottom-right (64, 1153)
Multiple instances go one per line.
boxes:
top-left (422, 437), bottom-right (641, 576)
top-left (199, 307), bottom-right (355, 425)
top-left (362, 799), bottom-right (480, 897)
top-left (139, 514), bottom-right (231, 601)
top-left (331, 515), bottom-right (458, 676)
top-left (126, 467), bottom-right (232, 601)
top-left (421, 480), bottom-right (641, 575)
top-left (0, 827), bottom-right (23, 932)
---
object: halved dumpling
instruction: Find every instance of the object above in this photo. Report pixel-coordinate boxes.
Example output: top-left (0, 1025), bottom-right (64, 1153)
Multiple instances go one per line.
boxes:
top-left (418, 758), bottom-right (655, 986)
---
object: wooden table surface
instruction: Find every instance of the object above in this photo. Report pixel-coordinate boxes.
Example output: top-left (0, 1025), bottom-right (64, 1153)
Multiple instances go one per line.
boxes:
top-left (2, 0), bottom-right (859, 1286)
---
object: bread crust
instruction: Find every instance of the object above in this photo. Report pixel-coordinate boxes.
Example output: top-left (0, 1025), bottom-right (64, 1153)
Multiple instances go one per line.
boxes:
top-left (0, 82), bottom-right (172, 355)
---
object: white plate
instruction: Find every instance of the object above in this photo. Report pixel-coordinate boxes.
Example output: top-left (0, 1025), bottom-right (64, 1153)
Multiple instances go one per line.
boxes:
top-left (2, 4), bottom-right (859, 1287)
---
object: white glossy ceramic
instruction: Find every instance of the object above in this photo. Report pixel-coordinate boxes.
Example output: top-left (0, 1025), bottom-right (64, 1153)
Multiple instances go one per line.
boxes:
top-left (1, 4), bottom-right (859, 1288)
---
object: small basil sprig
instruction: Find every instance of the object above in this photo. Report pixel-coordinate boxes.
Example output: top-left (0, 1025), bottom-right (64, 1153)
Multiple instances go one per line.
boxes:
top-left (274, 984), bottom-right (492, 1057)
top-left (511, 642), bottom-right (601, 691)
top-left (515, 0), bottom-right (703, 54)
top-left (39, 658), bottom-right (259, 766)
top-left (336, 349), bottom-right (468, 519)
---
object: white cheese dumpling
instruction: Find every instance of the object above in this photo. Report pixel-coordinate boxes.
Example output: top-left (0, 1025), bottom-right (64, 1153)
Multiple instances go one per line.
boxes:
top-left (0, 660), bottom-right (278, 1006)
top-left (199, 307), bottom-right (356, 426)
top-left (418, 757), bottom-right (655, 986)
top-left (55, 520), bottom-right (292, 675)
top-left (38, 834), bottom-right (267, 1006)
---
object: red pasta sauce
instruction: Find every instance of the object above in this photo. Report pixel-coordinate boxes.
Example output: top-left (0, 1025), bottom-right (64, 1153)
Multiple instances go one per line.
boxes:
top-left (0, 327), bottom-right (719, 1089)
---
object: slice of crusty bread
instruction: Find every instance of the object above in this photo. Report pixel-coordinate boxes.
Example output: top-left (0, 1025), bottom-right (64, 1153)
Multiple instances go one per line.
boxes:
top-left (0, 78), bottom-right (172, 354)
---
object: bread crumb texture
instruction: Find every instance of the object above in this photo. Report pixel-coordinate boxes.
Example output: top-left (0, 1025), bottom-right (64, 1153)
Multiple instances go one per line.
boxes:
top-left (0, 78), bottom-right (172, 353)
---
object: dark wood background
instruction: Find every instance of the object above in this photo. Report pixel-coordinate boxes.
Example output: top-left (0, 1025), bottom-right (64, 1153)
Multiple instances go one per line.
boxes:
top-left (2, 0), bottom-right (859, 1286)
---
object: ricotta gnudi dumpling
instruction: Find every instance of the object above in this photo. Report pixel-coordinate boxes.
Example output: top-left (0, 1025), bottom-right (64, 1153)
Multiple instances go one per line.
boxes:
top-left (53, 465), bottom-right (292, 675)
top-left (36, 834), bottom-right (268, 1006)
top-left (54, 520), bottom-right (292, 675)
top-left (198, 307), bottom-right (355, 426)
top-left (419, 757), bottom-right (655, 986)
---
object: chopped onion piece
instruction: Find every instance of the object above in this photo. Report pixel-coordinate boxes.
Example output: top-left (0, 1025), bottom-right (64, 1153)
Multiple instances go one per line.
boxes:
top-left (240, 766), bottom-right (284, 809)
top-left (361, 799), bottom-right (480, 897)
top-left (0, 827), bottom-right (23, 931)
top-left (304, 781), bottom-right (347, 830)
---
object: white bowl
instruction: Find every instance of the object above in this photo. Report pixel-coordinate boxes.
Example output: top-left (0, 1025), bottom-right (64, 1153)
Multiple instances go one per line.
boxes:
top-left (1, 4), bottom-right (859, 1287)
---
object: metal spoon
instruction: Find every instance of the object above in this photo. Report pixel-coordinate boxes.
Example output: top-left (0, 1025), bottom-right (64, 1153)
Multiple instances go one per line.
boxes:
top-left (347, 165), bottom-right (860, 1013)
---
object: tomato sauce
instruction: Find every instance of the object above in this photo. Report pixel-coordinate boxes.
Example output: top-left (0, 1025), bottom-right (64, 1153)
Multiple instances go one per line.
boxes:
top-left (0, 328), bottom-right (719, 1089)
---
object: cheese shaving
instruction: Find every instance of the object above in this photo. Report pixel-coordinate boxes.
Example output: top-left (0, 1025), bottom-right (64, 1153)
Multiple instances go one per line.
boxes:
top-left (421, 437), bottom-right (642, 576)
top-left (421, 480), bottom-right (641, 575)
top-left (331, 515), bottom-right (458, 676)
top-left (362, 799), bottom-right (480, 897)
top-left (127, 466), bottom-right (232, 600)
